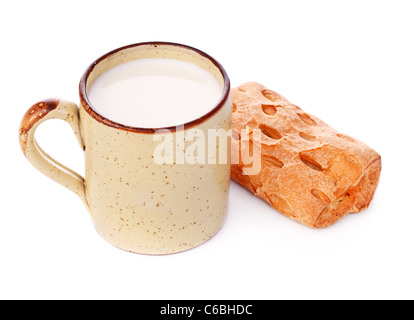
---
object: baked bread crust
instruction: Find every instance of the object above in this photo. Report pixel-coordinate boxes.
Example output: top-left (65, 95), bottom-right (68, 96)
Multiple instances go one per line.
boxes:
top-left (231, 82), bottom-right (381, 228)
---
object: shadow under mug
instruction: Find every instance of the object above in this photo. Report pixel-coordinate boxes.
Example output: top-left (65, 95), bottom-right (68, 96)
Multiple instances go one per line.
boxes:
top-left (19, 42), bottom-right (232, 255)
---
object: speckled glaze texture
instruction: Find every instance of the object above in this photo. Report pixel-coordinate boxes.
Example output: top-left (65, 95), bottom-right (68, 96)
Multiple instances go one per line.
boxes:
top-left (19, 42), bottom-right (232, 255)
top-left (79, 104), bottom-right (231, 254)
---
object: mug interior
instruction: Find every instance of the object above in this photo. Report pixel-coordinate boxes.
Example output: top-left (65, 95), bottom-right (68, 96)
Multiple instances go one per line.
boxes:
top-left (79, 42), bottom-right (230, 133)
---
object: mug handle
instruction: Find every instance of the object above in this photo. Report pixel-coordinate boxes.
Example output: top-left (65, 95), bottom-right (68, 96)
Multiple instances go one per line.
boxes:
top-left (19, 99), bottom-right (88, 207)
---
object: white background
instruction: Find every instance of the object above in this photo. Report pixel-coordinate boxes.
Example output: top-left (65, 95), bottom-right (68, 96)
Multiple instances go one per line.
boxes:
top-left (1, 0), bottom-right (413, 300)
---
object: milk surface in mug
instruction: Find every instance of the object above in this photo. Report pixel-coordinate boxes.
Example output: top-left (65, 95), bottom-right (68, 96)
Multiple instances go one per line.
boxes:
top-left (88, 58), bottom-right (223, 128)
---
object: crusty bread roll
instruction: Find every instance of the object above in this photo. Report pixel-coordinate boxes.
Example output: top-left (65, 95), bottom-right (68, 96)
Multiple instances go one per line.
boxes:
top-left (231, 82), bottom-right (381, 228)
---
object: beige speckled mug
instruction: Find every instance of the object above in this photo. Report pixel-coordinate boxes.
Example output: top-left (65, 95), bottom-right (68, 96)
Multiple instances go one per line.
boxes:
top-left (19, 42), bottom-right (232, 255)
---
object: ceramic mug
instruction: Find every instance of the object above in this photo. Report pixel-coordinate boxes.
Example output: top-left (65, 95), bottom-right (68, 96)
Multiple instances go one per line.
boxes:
top-left (19, 42), bottom-right (232, 255)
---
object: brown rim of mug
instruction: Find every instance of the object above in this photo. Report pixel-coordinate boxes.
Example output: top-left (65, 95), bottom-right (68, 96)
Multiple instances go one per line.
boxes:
top-left (79, 42), bottom-right (231, 134)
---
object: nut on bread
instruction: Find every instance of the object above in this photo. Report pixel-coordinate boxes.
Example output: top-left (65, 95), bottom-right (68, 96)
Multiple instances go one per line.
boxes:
top-left (231, 82), bottom-right (381, 228)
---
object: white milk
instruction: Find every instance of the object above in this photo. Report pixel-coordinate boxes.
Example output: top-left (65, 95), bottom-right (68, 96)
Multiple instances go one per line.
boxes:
top-left (88, 58), bottom-right (223, 128)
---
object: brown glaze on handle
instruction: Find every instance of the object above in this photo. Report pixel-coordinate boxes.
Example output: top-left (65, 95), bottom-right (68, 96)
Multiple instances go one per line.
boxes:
top-left (19, 99), bottom-right (88, 207)
top-left (19, 99), bottom-right (60, 155)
